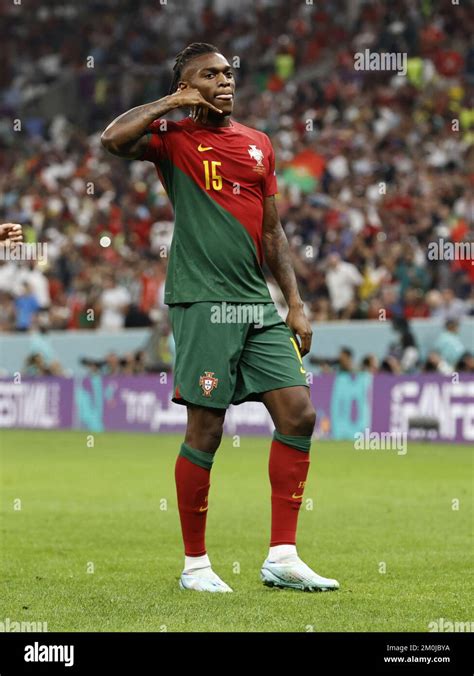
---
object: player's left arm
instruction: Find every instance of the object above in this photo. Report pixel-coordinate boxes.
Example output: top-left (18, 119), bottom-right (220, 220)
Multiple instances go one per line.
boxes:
top-left (262, 196), bottom-right (312, 356)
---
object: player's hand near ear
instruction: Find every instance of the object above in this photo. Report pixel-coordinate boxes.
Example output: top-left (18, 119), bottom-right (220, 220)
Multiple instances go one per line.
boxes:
top-left (171, 85), bottom-right (224, 123)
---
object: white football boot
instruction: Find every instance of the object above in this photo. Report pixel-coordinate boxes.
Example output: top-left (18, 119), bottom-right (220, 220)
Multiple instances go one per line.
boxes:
top-left (179, 555), bottom-right (233, 593)
top-left (261, 546), bottom-right (339, 592)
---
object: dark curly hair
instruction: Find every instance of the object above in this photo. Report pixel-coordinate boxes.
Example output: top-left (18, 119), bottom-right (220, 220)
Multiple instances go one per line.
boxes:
top-left (169, 42), bottom-right (220, 94)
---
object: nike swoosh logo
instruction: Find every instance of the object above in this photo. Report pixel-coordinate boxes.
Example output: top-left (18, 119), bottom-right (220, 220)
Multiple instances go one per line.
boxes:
top-left (198, 144), bottom-right (213, 152)
top-left (292, 493), bottom-right (304, 499)
top-left (300, 367), bottom-right (306, 374)
top-left (199, 506), bottom-right (208, 512)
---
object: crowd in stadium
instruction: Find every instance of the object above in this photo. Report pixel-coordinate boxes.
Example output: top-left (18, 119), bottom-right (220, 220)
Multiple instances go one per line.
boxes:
top-left (0, 1), bottom-right (472, 373)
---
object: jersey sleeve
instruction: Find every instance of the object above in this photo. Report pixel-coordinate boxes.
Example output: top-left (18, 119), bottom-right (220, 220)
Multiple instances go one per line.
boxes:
top-left (139, 119), bottom-right (167, 162)
top-left (264, 139), bottom-right (278, 196)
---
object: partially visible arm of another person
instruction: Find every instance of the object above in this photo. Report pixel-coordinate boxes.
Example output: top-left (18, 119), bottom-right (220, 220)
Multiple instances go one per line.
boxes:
top-left (0, 223), bottom-right (23, 246)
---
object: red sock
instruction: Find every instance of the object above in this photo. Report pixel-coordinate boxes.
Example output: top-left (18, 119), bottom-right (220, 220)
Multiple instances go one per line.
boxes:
top-left (269, 438), bottom-right (311, 546)
top-left (175, 443), bottom-right (214, 557)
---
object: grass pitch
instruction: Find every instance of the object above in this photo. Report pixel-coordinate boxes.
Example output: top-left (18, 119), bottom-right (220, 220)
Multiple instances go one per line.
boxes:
top-left (0, 430), bottom-right (472, 632)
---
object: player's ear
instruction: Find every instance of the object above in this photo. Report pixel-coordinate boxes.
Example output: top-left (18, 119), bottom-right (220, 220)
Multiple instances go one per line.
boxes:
top-left (177, 81), bottom-right (187, 91)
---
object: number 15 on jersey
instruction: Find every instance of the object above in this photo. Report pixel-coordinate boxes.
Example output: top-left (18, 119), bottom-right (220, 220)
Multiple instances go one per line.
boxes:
top-left (203, 160), bottom-right (222, 191)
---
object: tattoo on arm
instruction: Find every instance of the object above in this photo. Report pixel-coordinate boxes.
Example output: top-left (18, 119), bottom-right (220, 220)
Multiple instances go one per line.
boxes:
top-left (100, 96), bottom-right (178, 159)
top-left (262, 196), bottom-right (303, 308)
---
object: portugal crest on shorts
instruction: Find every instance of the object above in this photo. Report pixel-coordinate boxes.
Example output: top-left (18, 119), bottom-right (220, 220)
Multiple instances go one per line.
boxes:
top-left (199, 371), bottom-right (218, 397)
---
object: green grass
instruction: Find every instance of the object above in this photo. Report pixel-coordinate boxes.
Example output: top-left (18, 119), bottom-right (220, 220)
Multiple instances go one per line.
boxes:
top-left (0, 431), bottom-right (472, 632)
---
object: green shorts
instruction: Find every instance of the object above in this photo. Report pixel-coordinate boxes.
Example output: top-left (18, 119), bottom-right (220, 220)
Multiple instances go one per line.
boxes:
top-left (169, 301), bottom-right (308, 409)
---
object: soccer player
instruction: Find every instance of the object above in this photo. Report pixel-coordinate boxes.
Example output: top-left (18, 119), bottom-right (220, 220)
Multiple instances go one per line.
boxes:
top-left (101, 43), bottom-right (339, 593)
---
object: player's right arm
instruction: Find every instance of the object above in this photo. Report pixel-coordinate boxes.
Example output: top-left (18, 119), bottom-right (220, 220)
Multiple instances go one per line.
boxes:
top-left (100, 89), bottom-right (223, 160)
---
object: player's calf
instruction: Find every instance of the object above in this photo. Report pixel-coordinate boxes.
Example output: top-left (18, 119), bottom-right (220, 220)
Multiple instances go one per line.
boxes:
top-left (176, 405), bottom-right (227, 590)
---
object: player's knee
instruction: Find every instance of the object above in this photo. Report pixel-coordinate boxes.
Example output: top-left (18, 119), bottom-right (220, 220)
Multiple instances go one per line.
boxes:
top-left (297, 403), bottom-right (316, 436)
top-left (282, 402), bottom-right (316, 436)
top-left (203, 422), bottom-right (224, 453)
top-left (185, 411), bottom-right (225, 453)
top-left (277, 400), bottom-right (316, 437)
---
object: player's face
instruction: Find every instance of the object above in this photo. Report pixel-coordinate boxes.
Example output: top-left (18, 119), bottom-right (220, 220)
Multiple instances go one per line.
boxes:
top-left (181, 53), bottom-right (235, 117)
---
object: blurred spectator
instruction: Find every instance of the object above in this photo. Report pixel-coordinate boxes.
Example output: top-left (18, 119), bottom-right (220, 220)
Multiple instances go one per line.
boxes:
top-left (29, 312), bottom-right (57, 363)
top-left (456, 352), bottom-right (474, 372)
top-left (0, 290), bottom-right (15, 331)
top-left (433, 319), bottom-right (467, 369)
top-left (337, 347), bottom-right (354, 373)
top-left (141, 319), bottom-right (174, 371)
top-left (103, 351), bottom-right (121, 375)
top-left (124, 303), bottom-right (154, 328)
top-left (390, 318), bottom-right (420, 372)
top-left (395, 246), bottom-right (431, 299)
top-left (403, 288), bottom-right (430, 319)
top-left (14, 282), bottom-right (40, 331)
top-left (19, 262), bottom-right (51, 309)
top-left (24, 353), bottom-right (48, 376)
top-left (360, 354), bottom-right (379, 373)
top-left (399, 331), bottom-right (420, 373)
top-left (326, 253), bottom-right (363, 318)
top-left (98, 273), bottom-right (131, 331)
top-left (430, 288), bottom-right (468, 323)
top-left (423, 351), bottom-right (452, 375)
top-left (380, 356), bottom-right (402, 374)
top-left (23, 352), bottom-right (64, 376)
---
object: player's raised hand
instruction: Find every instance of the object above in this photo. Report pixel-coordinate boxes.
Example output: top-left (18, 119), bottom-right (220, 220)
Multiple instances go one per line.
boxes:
top-left (0, 223), bottom-right (23, 246)
top-left (170, 86), bottom-right (224, 123)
